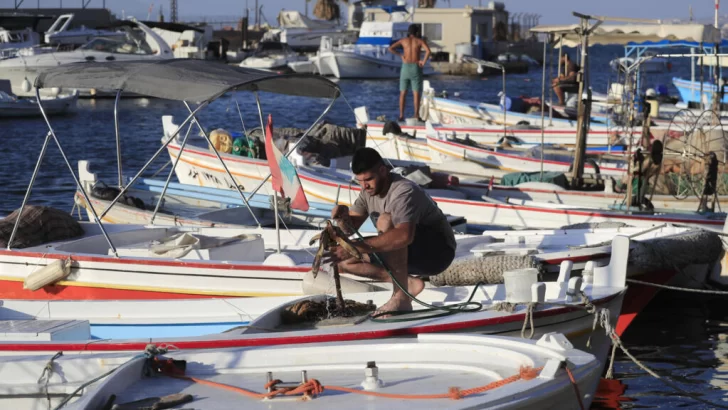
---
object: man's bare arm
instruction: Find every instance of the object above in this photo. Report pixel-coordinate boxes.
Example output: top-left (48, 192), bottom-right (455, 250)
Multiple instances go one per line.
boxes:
top-left (357, 222), bottom-right (415, 254)
top-left (388, 39), bottom-right (403, 57)
top-left (419, 39), bottom-right (431, 66)
top-left (332, 205), bottom-right (367, 232)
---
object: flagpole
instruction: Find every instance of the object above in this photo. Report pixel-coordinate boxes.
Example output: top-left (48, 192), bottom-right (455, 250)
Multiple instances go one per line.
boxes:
top-left (255, 91), bottom-right (281, 253)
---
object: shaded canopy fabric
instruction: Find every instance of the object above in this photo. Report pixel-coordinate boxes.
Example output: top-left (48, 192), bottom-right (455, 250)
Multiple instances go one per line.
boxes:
top-left (531, 23), bottom-right (722, 48)
top-left (34, 59), bottom-right (341, 102)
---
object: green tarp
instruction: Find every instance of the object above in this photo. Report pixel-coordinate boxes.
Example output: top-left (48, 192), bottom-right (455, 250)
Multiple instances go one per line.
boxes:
top-left (500, 171), bottom-right (569, 189)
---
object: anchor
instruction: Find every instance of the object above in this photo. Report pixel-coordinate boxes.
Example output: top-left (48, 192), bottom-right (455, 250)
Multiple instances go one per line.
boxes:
top-left (309, 220), bottom-right (363, 312)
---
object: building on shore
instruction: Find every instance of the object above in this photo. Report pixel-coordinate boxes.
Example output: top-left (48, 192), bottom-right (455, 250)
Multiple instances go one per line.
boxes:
top-left (347, 1), bottom-right (542, 64)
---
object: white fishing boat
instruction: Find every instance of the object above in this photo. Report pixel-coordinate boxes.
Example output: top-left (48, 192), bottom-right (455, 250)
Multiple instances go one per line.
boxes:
top-left (73, 160), bottom-right (467, 234)
top-left (610, 51), bottom-right (669, 73)
top-left (0, 86), bottom-right (77, 118)
top-left (239, 41), bottom-right (306, 72)
top-left (0, 238), bottom-right (628, 353)
top-left (13, 333), bottom-right (602, 410)
top-left (368, 123), bottom-right (628, 177)
top-left (2, 332), bottom-right (603, 409)
top-left (418, 85), bottom-right (668, 146)
top-left (313, 21), bottom-right (435, 79)
top-left (0, 19), bottom-right (173, 97)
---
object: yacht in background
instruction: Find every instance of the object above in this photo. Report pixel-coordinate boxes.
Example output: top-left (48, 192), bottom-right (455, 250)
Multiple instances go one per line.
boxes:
top-left (43, 14), bottom-right (127, 47)
top-left (0, 19), bottom-right (172, 97)
top-left (313, 20), bottom-right (434, 79)
top-left (273, 10), bottom-right (357, 52)
top-left (239, 41), bottom-right (306, 72)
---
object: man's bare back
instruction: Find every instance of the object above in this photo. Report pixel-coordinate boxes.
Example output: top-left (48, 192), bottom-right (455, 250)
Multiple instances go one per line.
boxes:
top-left (389, 37), bottom-right (429, 66)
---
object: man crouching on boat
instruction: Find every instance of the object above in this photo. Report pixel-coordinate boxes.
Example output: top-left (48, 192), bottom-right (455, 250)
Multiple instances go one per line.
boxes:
top-left (324, 148), bottom-right (456, 315)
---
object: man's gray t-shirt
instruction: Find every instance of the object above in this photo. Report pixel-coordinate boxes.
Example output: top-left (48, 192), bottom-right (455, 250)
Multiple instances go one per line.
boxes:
top-left (350, 174), bottom-right (456, 250)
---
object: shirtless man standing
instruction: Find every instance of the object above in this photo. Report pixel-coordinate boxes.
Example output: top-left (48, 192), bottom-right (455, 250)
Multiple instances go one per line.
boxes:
top-left (388, 24), bottom-right (431, 122)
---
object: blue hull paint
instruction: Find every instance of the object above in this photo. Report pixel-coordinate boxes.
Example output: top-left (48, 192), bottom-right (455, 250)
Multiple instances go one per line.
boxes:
top-left (90, 321), bottom-right (249, 340)
top-left (673, 77), bottom-right (728, 104)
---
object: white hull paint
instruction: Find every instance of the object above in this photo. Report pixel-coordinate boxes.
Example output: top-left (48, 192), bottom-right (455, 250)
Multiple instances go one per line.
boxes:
top-left (166, 138), bottom-right (725, 230)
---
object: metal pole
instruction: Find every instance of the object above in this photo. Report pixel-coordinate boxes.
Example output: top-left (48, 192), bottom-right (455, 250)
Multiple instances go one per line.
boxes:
top-left (502, 67), bottom-right (507, 136)
top-left (252, 91), bottom-right (281, 252)
top-left (149, 122), bottom-right (193, 225)
top-left (700, 43), bottom-right (705, 110)
top-left (246, 93), bottom-right (339, 198)
top-left (235, 99), bottom-right (247, 135)
top-left (34, 89), bottom-right (118, 256)
top-left (691, 47), bottom-right (696, 103)
top-left (570, 15), bottom-right (590, 185)
top-left (539, 36), bottom-right (547, 181)
top-left (113, 89), bottom-right (123, 188)
top-left (183, 101), bottom-right (262, 227)
top-left (6, 131), bottom-right (52, 249)
top-left (97, 101), bottom-right (209, 220)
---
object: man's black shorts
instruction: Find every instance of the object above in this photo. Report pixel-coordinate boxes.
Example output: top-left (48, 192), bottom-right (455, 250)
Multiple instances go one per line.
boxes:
top-left (406, 224), bottom-right (455, 277)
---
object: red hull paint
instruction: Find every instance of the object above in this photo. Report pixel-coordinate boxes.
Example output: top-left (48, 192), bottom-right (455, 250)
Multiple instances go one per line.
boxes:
top-left (614, 270), bottom-right (675, 336)
top-left (0, 280), bottom-right (221, 300)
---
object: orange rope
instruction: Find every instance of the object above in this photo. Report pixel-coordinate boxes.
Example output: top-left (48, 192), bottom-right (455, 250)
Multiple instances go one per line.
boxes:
top-left (166, 365), bottom-right (544, 401)
top-left (565, 366), bottom-right (586, 410)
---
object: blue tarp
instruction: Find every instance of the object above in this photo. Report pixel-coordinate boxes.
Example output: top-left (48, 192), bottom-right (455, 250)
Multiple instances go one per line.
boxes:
top-left (356, 36), bottom-right (393, 46)
top-left (363, 5), bottom-right (409, 14)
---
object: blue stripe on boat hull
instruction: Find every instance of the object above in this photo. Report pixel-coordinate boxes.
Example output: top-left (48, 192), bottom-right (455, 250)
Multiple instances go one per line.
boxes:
top-left (90, 321), bottom-right (249, 340)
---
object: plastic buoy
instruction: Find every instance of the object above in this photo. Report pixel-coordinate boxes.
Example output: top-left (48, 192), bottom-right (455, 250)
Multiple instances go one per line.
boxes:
top-left (24, 259), bottom-right (72, 291)
top-left (21, 78), bottom-right (31, 93)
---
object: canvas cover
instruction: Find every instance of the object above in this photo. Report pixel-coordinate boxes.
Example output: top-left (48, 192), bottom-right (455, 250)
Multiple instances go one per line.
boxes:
top-left (532, 23), bottom-right (721, 48)
top-left (34, 59), bottom-right (340, 102)
top-left (278, 10), bottom-right (340, 30)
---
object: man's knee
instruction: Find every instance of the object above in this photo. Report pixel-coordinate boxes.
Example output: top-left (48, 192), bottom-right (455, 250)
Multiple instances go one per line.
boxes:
top-left (376, 213), bottom-right (394, 233)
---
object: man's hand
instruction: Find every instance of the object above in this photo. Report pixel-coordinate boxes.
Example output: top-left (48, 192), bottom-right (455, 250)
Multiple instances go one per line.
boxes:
top-left (331, 204), bottom-right (349, 219)
top-left (418, 60), bottom-right (425, 68)
top-left (323, 244), bottom-right (356, 265)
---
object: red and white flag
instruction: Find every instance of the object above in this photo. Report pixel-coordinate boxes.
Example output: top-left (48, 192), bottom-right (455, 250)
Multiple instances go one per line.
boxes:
top-left (264, 114), bottom-right (309, 211)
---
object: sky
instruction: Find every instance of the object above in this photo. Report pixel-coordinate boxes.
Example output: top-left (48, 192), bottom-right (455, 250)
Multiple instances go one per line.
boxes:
top-left (5, 0), bottom-right (722, 25)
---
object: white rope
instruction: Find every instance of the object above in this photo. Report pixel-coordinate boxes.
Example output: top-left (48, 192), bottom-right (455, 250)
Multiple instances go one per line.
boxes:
top-left (521, 303), bottom-right (536, 339)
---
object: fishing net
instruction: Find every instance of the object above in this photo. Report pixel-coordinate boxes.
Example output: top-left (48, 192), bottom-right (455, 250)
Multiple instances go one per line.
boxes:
top-left (628, 229), bottom-right (722, 272)
top-left (0, 205), bottom-right (84, 249)
top-left (429, 254), bottom-right (542, 287)
top-left (281, 298), bottom-right (376, 325)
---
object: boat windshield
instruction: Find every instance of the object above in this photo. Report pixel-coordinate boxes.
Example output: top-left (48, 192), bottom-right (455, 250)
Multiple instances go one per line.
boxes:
top-left (80, 37), bottom-right (153, 55)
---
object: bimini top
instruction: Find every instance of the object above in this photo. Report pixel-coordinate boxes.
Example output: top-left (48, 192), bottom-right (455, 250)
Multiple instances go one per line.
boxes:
top-left (34, 59), bottom-right (341, 102)
top-left (531, 23), bottom-right (721, 48)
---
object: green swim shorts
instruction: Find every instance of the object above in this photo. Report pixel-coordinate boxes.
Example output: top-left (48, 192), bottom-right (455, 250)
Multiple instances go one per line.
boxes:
top-left (400, 63), bottom-right (423, 92)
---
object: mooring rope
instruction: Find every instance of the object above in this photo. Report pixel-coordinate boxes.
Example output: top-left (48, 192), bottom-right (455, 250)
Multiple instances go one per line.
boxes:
top-left (597, 309), bottom-right (728, 409)
top-left (626, 278), bottom-right (728, 295)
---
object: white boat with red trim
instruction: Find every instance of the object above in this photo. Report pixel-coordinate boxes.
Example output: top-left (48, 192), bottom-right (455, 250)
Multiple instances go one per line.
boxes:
top-left (3, 333), bottom-right (602, 410)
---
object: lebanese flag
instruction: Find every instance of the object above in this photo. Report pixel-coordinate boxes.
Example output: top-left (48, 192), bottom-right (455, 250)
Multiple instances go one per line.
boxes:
top-left (264, 114), bottom-right (309, 211)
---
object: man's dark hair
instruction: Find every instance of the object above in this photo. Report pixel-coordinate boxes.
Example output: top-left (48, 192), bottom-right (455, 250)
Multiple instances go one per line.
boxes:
top-left (407, 24), bottom-right (420, 38)
top-left (351, 147), bottom-right (384, 174)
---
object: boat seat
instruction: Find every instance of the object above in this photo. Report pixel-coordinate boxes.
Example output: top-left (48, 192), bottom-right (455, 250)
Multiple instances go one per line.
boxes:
top-left (0, 320), bottom-right (90, 341)
top-left (110, 233), bottom-right (266, 262)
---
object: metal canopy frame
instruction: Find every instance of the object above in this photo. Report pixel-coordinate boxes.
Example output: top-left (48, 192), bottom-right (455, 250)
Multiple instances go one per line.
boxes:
top-left (7, 71), bottom-right (341, 254)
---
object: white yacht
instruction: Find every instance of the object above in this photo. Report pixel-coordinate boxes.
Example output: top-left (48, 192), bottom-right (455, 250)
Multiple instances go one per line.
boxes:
top-left (0, 26), bottom-right (39, 57)
top-left (275, 10), bottom-right (357, 52)
top-left (313, 21), bottom-right (434, 79)
top-left (44, 14), bottom-right (127, 46)
top-left (0, 19), bottom-right (172, 97)
top-left (239, 41), bottom-right (306, 72)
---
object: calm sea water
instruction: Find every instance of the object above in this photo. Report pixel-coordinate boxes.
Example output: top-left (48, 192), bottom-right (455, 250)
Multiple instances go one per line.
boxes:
top-left (0, 45), bottom-right (725, 408)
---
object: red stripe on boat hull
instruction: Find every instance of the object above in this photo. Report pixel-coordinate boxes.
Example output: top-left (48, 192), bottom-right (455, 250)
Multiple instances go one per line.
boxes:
top-left (0, 280), bottom-right (221, 300)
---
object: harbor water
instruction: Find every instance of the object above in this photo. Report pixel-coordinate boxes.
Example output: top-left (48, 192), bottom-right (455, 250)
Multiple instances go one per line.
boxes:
top-left (0, 45), bottom-right (726, 408)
